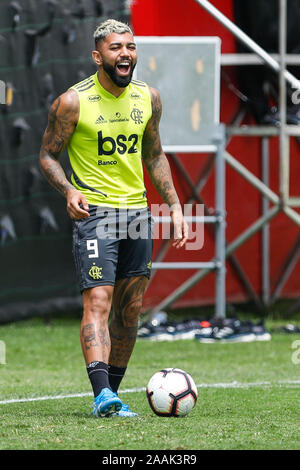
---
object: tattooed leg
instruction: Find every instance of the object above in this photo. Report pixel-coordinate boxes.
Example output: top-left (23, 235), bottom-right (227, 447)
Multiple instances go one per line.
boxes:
top-left (109, 276), bottom-right (148, 367)
top-left (80, 285), bottom-right (114, 365)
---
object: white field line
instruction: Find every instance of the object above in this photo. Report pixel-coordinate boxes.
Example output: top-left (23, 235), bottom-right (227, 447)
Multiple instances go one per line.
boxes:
top-left (0, 380), bottom-right (299, 405)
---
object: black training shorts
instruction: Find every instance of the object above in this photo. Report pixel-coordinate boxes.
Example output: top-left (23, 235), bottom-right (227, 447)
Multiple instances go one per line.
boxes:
top-left (72, 205), bottom-right (153, 292)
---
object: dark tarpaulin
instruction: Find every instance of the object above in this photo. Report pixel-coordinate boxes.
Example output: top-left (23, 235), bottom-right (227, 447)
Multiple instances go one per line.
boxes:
top-left (0, 0), bottom-right (130, 323)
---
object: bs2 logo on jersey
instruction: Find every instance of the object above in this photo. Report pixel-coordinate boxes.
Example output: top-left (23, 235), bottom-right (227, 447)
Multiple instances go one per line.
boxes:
top-left (98, 131), bottom-right (138, 156)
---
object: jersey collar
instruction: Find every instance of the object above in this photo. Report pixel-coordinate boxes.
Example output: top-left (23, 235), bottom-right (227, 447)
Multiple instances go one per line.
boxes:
top-left (94, 72), bottom-right (129, 100)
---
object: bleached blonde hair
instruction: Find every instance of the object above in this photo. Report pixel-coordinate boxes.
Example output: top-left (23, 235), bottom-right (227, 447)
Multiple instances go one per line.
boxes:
top-left (93, 19), bottom-right (133, 46)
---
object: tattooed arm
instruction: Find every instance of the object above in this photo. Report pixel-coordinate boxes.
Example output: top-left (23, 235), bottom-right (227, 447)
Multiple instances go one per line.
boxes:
top-left (142, 87), bottom-right (188, 248)
top-left (39, 90), bottom-right (90, 219)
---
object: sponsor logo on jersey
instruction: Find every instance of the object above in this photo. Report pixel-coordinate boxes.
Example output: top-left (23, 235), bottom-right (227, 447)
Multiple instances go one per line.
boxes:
top-left (88, 94), bottom-right (101, 102)
top-left (98, 160), bottom-right (118, 165)
top-left (95, 114), bottom-right (107, 124)
top-left (130, 107), bottom-right (143, 124)
top-left (130, 92), bottom-right (141, 99)
top-left (109, 111), bottom-right (129, 123)
top-left (89, 263), bottom-right (103, 280)
top-left (98, 131), bottom-right (138, 156)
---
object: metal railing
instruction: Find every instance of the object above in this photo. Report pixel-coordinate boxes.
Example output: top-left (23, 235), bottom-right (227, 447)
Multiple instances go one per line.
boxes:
top-left (147, 0), bottom-right (300, 317)
top-left (192, 0), bottom-right (300, 311)
top-left (150, 125), bottom-right (226, 318)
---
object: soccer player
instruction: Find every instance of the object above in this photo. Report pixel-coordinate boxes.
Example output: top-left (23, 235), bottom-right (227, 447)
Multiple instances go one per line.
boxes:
top-left (39, 19), bottom-right (188, 417)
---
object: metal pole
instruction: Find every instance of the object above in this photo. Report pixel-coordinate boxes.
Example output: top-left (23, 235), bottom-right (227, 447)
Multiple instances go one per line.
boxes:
top-left (214, 124), bottom-right (226, 318)
top-left (270, 233), bottom-right (300, 304)
top-left (152, 262), bottom-right (217, 270)
top-left (261, 138), bottom-right (270, 306)
top-left (225, 150), bottom-right (300, 226)
top-left (194, 0), bottom-right (300, 90)
top-left (152, 216), bottom-right (217, 223)
top-left (225, 152), bottom-right (280, 205)
top-left (227, 126), bottom-right (279, 137)
top-left (283, 205), bottom-right (300, 226)
top-left (168, 153), bottom-right (209, 204)
top-left (279, 0), bottom-right (289, 204)
top-left (227, 124), bottom-right (300, 137)
top-left (226, 206), bottom-right (280, 257)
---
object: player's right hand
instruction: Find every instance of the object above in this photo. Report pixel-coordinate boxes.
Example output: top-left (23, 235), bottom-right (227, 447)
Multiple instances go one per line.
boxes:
top-left (66, 188), bottom-right (90, 219)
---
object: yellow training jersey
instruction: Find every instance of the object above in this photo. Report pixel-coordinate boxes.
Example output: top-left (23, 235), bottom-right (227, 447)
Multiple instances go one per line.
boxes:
top-left (67, 72), bottom-right (152, 208)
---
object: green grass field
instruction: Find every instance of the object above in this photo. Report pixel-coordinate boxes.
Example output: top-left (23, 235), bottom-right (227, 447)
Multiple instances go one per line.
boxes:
top-left (0, 316), bottom-right (299, 450)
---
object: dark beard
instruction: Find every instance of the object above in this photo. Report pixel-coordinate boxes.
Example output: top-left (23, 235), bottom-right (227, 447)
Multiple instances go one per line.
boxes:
top-left (102, 60), bottom-right (136, 88)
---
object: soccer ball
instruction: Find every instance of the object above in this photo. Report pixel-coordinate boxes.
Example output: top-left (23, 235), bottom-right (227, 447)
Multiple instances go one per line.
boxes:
top-left (146, 368), bottom-right (198, 417)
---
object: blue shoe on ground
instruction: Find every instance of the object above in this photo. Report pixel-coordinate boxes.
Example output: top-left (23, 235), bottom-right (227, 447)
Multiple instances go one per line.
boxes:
top-left (113, 403), bottom-right (138, 417)
top-left (92, 388), bottom-right (123, 417)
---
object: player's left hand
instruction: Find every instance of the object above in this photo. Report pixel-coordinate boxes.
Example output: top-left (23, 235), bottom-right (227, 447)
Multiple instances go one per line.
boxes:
top-left (170, 206), bottom-right (189, 249)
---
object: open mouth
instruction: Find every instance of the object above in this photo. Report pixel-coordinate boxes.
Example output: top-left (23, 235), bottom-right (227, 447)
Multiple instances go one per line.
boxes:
top-left (116, 61), bottom-right (131, 76)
